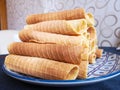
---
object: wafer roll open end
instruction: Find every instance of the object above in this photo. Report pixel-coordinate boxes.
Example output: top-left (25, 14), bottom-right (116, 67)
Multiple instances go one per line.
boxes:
top-left (89, 53), bottom-right (96, 64)
top-left (85, 13), bottom-right (95, 26)
top-left (87, 26), bottom-right (96, 40)
top-left (83, 32), bottom-right (90, 40)
top-left (90, 40), bottom-right (96, 51)
top-left (96, 48), bottom-right (103, 58)
top-left (67, 19), bottom-right (87, 34)
top-left (65, 66), bottom-right (79, 80)
top-left (5, 54), bottom-right (79, 80)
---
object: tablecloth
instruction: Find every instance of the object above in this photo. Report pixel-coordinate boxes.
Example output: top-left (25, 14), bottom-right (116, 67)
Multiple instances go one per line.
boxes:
top-left (0, 47), bottom-right (120, 90)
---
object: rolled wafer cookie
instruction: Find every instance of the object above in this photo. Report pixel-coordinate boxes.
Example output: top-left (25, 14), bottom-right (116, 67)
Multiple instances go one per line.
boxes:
top-left (88, 42), bottom-right (97, 64)
top-left (26, 8), bottom-right (86, 24)
top-left (5, 54), bottom-right (79, 80)
top-left (89, 52), bottom-right (96, 64)
top-left (8, 42), bottom-right (89, 64)
top-left (96, 48), bottom-right (103, 58)
top-left (19, 29), bottom-right (89, 47)
top-left (87, 26), bottom-right (97, 40)
top-left (83, 32), bottom-right (90, 40)
top-left (89, 39), bottom-right (97, 51)
top-left (87, 26), bottom-right (97, 63)
top-left (24, 19), bottom-right (87, 35)
top-left (78, 60), bottom-right (88, 79)
top-left (85, 13), bottom-right (95, 27)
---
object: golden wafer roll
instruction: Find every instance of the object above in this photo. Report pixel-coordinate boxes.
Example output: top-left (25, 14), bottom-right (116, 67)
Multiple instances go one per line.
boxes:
top-left (83, 32), bottom-right (90, 40)
top-left (85, 13), bottom-right (95, 27)
top-left (5, 54), bottom-right (79, 80)
top-left (89, 52), bottom-right (96, 64)
top-left (96, 48), bottom-right (103, 58)
top-left (24, 19), bottom-right (87, 35)
top-left (8, 42), bottom-right (89, 64)
top-left (87, 26), bottom-right (97, 40)
top-left (89, 40), bottom-right (97, 51)
top-left (82, 35), bottom-right (90, 48)
top-left (87, 27), bottom-right (97, 63)
top-left (26, 8), bottom-right (85, 24)
top-left (88, 42), bottom-right (97, 64)
top-left (19, 29), bottom-right (88, 47)
top-left (78, 60), bottom-right (88, 79)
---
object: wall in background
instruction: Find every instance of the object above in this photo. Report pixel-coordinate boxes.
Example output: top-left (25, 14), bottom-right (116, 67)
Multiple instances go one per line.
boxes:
top-left (6, 0), bottom-right (120, 47)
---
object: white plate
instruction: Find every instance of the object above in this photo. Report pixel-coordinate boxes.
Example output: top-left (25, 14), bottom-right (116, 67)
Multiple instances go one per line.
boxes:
top-left (3, 51), bottom-right (120, 86)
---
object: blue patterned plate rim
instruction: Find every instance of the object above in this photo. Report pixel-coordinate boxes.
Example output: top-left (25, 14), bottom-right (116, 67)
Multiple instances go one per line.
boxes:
top-left (2, 65), bottom-right (120, 86)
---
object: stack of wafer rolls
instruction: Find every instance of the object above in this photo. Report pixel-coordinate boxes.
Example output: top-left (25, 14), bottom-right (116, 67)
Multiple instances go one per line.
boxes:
top-left (4, 8), bottom-right (103, 80)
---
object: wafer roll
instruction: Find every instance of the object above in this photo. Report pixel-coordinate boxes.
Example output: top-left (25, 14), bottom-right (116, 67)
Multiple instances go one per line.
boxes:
top-left (83, 32), bottom-right (90, 40)
top-left (87, 27), bottom-right (97, 49)
top-left (82, 34), bottom-right (90, 48)
top-left (26, 8), bottom-right (85, 24)
top-left (85, 13), bottom-right (95, 27)
top-left (96, 48), bottom-right (103, 58)
top-left (88, 43), bottom-right (97, 64)
top-left (78, 60), bottom-right (88, 79)
top-left (8, 42), bottom-right (89, 64)
top-left (87, 26), bottom-right (97, 40)
top-left (89, 40), bottom-right (96, 51)
top-left (5, 54), bottom-right (79, 80)
top-left (19, 29), bottom-right (88, 47)
top-left (89, 52), bottom-right (96, 64)
top-left (24, 19), bottom-right (87, 35)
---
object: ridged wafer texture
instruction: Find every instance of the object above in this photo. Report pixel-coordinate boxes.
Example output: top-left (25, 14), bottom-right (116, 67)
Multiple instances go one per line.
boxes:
top-left (19, 29), bottom-right (89, 48)
top-left (24, 19), bottom-right (87, 35)
top-left (8, 42), bottom-right (89, 64)
top-left (5, 54), bottom-right (79, 80)
top-left (78, 60), bottom-right (88, 79)
top-left (26, 8), bottom-right (85, 24)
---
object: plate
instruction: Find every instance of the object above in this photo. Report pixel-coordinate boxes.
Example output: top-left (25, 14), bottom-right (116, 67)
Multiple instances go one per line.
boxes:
top-left (3, 51), bottom-right (120, 86)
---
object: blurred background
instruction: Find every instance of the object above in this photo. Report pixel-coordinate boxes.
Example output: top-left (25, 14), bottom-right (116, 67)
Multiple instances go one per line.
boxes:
top-left (0, 0), bottom-right (120, 53)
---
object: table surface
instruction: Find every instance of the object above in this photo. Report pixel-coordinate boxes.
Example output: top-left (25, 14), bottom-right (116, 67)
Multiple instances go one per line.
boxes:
top-left (0, 47), bottom-right (120, 90)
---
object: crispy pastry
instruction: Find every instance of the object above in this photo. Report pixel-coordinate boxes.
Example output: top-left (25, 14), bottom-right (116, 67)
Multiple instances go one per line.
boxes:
top-left (24, 19), bottom-right (87, 35)
top-left (96, 48), bottom-right (103, 58)
top-left (89, 52), bottom-right (96, 64)
top-left (26, 8), bottom-right (86, 24)
top-left (87, 26), bottom-right (97, 40)
top-left (85, 13), bottom-right (95, 26)
top-left (78, 60), bottom-right (88, 79)
top-left (8, 42), bottom-right (89, 64)
top-left (5, 54), bottom-right (79, 80)
top-left (19, 29), bottom-right (88, 47)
